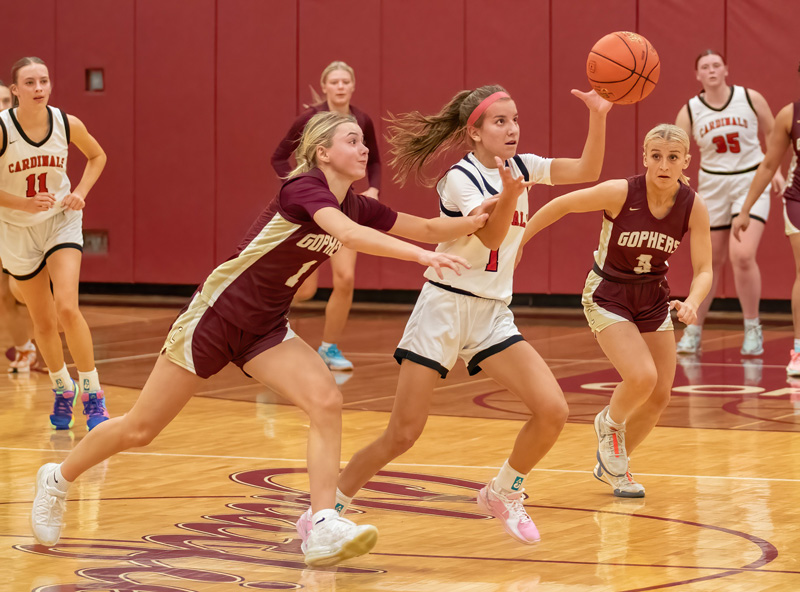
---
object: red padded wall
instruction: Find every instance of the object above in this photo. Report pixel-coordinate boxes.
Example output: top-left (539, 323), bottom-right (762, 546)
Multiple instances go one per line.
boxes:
top-left (297, 0), bottom-right (383, 289)
top-left (215, 0), bottom-right (298, 261)
top-left (548, 0), bottom-right (637, 295)
top-left (0, 4), bottom-right (56, 78)
top-left (55, 0), bottom-right (135, 282)
top-left (133, 0), bottom-right (216, 283)
top-left (378, 0), bottom-right (466, 291)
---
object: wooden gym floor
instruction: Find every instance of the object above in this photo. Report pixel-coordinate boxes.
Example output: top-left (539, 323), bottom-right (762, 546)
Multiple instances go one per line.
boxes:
top-left (2, 301), bottom-right (800, 591)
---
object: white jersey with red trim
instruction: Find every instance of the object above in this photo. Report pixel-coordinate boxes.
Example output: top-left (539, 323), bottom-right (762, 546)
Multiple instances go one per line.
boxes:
top-left (423, 152), bottom-right (552, 304)
top-left (0, 106), bottom-right (71, 227)
top-left (687, 85), bottom-right (763, 174)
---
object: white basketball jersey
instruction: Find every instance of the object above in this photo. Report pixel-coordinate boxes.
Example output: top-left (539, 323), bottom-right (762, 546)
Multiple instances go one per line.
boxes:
top-left (687, 85), bottom-right (763, 174)
top-left (423, 152), bottom-right (552, 304)
top-left (0, 106), bottom-right (71, 226)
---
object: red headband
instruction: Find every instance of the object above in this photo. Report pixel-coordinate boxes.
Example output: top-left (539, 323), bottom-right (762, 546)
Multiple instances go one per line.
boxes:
top-left (467, 91), bottom-right (510, 127)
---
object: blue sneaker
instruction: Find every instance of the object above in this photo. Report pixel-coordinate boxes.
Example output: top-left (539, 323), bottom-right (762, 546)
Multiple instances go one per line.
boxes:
top-left (50, 380), bottom-right (78, 430)
top-left (82, 390), bottom-right (110, 431)
top-left (318, 344), bottom-right (353, 371)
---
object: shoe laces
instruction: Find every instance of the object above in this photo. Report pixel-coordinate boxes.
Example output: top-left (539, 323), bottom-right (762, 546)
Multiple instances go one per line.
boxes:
top-left (599, 421), bottom-right (626, 456)
top-left (327, 344), bottom-right (343, 358)
top-left (790, 350), bottom-right (800, 363)
top-left (82, 393), bottom-right (106, 417)
top-left (495, 489), bottom-right (532, 524)
top-left (52, 392), bottom-right (75, 415)
top-left (35, 489), bottom-right (65, 525)
top-left (744, 325), bottom-right (762, 342)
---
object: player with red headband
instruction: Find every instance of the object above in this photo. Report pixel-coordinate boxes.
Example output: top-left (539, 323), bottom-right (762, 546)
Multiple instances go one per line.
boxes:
top-left (295, 84), bottom-right (612, 545)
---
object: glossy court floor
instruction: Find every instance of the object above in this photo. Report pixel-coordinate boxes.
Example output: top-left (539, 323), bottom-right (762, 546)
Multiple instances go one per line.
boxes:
top-left (2, 301), bottom-right (800, 591)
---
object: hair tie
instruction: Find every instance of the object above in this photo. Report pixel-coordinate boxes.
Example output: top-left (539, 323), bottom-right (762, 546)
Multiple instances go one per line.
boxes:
top-left (467, 91), bottom-right (510, 127)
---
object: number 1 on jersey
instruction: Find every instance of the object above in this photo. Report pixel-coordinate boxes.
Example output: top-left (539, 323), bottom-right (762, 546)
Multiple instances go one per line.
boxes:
top-left (285, 260), bottom-right (317, 288)
top-left (25, 173), bottom-right (48, 198)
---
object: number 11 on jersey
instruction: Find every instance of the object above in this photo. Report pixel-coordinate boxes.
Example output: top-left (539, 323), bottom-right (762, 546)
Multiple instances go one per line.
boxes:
top-left (25, 173), bottom-right (48, 197)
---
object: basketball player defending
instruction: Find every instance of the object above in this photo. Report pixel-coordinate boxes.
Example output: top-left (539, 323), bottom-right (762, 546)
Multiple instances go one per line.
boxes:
top-left (519, 124), bottom-right (712, 497)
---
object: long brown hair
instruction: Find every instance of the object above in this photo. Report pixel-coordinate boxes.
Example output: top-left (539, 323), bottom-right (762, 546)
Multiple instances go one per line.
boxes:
top-left (387, 84), bottom-right (510, 187)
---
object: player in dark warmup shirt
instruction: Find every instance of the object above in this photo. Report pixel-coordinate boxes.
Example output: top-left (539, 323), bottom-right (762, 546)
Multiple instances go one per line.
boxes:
top-left (272, 60), bottom-right (381, 371)
top-left (30, 112), bottom-right (488, 567)
top-left (518, 123), bottom-right (712, 498)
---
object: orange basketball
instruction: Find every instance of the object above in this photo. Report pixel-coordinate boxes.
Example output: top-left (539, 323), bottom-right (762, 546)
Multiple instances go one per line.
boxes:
top-left (586, 31), bottom-right (660, 104)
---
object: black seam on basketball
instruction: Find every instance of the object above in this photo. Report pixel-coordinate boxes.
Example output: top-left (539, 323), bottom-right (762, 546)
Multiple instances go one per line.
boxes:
top-left (614, 32), bottom-right (637, 73)
top-left (588, 53), bottom-right (658, 85)
top-left (588, 51), bottom-right (636, 82)
top-left (637, 41), bottom-right (650, 101)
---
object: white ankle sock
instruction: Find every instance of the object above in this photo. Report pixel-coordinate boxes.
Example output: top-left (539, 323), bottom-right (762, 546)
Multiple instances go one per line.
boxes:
top-left (606, 408), bottom-right (624, 427)
top-left (685, 324), bottom-right (702, 336)
top-left (321, 341), bottom-right (334, 350)
top-left (334, 488), bottom-right (352, 514)
top-left (744, 317), bottom-right (760, 329)
top-left (48, 464), bottom-right (71, 494)
top-left (48, 365), bottom-right (73, 391)
top-left (78, 368), bottom-right (101, 393)
top-left (492, 460), bottom-right (527, 494)
top-left (16, 340), bottom-right (34, 352)
top-left (794, 339), bottom-right (800, 353)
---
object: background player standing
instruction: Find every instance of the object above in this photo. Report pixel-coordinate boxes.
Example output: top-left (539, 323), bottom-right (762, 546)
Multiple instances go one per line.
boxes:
top-left (0, 57), bottom-right (108, 429)
top-left (675, 50), bottom-right (783, 356)
top-left (272, 60), bottom-right (381, 371)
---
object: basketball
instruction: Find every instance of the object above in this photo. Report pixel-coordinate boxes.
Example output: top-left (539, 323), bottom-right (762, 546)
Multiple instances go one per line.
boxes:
top-left (586, 31), bottom-right (660, 104)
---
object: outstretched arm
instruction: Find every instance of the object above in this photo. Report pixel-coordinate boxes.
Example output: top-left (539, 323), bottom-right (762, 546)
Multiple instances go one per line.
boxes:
top-left (549, 89), bottom-right (613, 185)
top-left (670, 196), bottom-right (712, 325)
top-left (388, 210), bottom-right (488, 244)
top-left (313, 207), bottom-right (470, 279)
top-left (515, 179), bottom-right (627, 268)
top-left (732, 103), bottom-right (793, 240)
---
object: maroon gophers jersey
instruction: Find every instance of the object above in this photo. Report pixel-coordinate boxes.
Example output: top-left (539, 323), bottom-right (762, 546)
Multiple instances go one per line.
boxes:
top-left (196, 168), bottom-right (396, 333)
top-left (592, 175), bottom-right (695, 283)
top-left (785, 100), bottom-right (800, 204)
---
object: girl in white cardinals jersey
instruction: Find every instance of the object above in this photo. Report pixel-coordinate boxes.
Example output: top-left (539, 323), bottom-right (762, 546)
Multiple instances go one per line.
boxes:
top-left (303, 84), bottom-right (611, 546)
top-left (675, 50), bottom-right (784, 356)
top-left (0, 57), bottom-right (108, 431)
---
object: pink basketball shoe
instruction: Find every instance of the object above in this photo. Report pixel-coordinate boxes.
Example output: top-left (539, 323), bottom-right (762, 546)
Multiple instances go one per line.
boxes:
top-left (477, 479), bottom-right (540, 543)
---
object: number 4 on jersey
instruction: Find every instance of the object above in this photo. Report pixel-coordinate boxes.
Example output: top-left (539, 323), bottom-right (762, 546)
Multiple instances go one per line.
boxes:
top-left (25, 173), bottom-right (48, 197)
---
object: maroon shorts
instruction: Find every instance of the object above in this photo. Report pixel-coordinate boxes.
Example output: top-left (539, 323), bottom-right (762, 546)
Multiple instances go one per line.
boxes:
top-left (162, 295), bottom-right (295, 379)
top-left (582, 271), bottom-right (672, 333)
top-left (785, 199), bottom-right (800, 236)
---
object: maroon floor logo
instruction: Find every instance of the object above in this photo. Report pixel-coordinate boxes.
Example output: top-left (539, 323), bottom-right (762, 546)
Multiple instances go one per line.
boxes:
top-left (16, 468), bottom-right (490, 591)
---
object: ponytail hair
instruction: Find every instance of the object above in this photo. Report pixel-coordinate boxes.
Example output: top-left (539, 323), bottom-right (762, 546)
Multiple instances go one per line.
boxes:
top-left (388, 84), bottom-right (510, 187)
top-left (643, 123), bottom-right (691, 185)
top-left (287, 111), bottom-right (357, 179)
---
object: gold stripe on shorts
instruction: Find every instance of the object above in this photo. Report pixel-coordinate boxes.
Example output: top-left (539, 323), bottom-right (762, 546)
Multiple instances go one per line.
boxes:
top-left (162, 294), bottom-right (211, 375)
